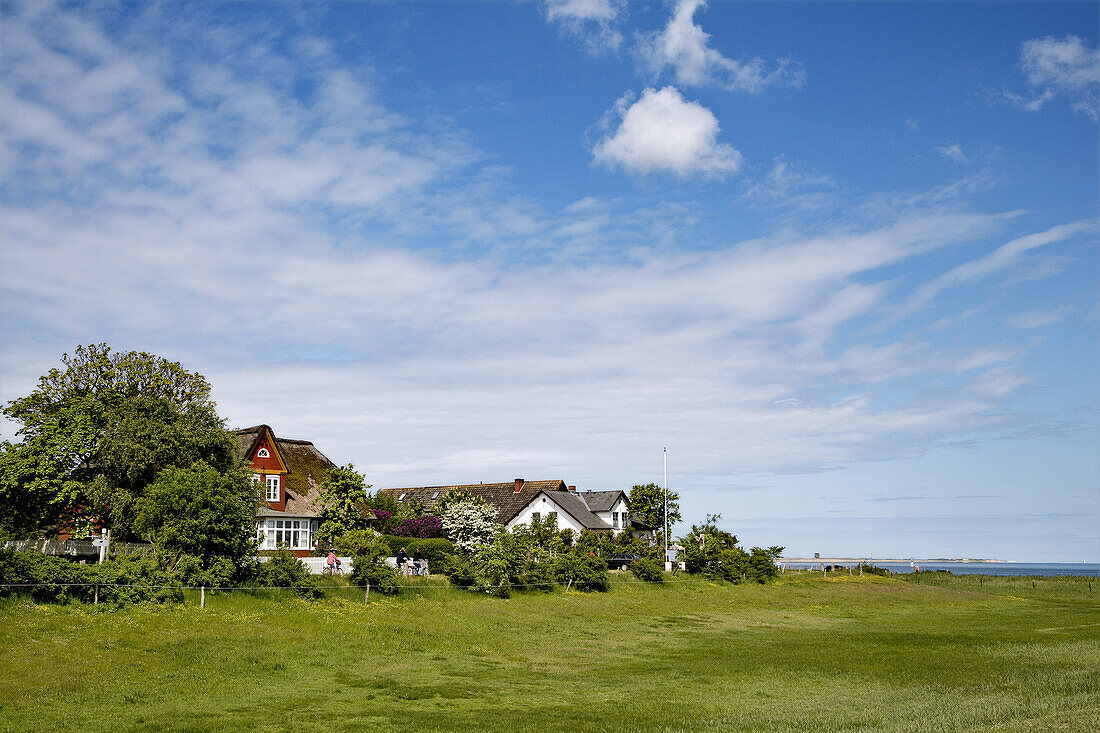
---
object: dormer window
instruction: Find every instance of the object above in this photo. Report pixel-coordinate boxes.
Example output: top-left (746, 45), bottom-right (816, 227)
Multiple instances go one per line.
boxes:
top-left (265, 475), bottom-right (279, 502)
top-left (257, 448), bottom-right (270, 458)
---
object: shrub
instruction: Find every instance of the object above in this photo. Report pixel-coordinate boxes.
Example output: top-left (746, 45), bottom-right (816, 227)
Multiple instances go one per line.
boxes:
top-left (441, 501), bottom-right (497, 554)
top-left (0, 547), bottom-right (181, 605)
top-left (630, 556), bottom-right (664, 583)
top-left (350, 559), bottom-right (399, 595)
top-left (379, 535), bottom-right (455, 565)
top-left (335, 529), bottom-right (390, 563)
top-left (552, 551), bottom-right (609, 592)
top-left (393, 515), bottom-right (444, 539)
top-left (438, 554), bottom-right (479, 588)
top-left (254, 549), bottom-right (320, 598)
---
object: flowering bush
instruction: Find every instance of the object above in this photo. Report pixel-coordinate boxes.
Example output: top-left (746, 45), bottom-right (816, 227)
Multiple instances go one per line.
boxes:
top-left (441, 501), bottom-right (498, 554)
top-left (393, 514), bottom-right (444, 539)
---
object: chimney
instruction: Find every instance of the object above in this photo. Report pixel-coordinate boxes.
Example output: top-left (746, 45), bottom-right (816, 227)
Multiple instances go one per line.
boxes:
top-left (514, 478), bottom-right (524, 493)
top-left (568, 485), bottom-right (576, 492)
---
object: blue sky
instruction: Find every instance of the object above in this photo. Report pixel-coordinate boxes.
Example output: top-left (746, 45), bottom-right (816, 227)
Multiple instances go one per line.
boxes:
top-left (1, 0), bottom-right (1097, 561)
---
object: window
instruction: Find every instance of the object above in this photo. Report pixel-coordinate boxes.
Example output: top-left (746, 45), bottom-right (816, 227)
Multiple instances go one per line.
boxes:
top-left (547, 511), bottom-right (557, 526)
top-left (531, 512), bottom-right (541, 522)
top-left (259, 518), bottom-right (310, 550)
top-left (265, 475), bottom-right (279, 502)
top-left (613, 511), bottom-right (620, 529)
top-left (257, 448), bottom-right (270, 458)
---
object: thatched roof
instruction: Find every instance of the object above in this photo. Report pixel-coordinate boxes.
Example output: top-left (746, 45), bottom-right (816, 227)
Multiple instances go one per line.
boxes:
top-left (235, 425), bottom-right (336, 518)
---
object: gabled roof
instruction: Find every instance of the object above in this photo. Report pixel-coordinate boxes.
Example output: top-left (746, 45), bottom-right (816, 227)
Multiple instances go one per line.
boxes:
top-left (234, 425), bottom-right (336, 518)
top-left (576, 490), bottom-right (628, 513)
top-left (538, 491), bottom-right (612, 531)
top-left (378, 480), bottom-right (569, 526)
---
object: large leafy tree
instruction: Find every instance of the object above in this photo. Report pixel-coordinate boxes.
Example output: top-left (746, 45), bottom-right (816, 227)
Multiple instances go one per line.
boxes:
top-left (0, 344), bottom-right (235, 536)
top-left (311, 463), bottom-right (371, 548)
top-left (627, 483), bottom-right (682, 534)
top-left (133, 463), bottom-right (257, 575)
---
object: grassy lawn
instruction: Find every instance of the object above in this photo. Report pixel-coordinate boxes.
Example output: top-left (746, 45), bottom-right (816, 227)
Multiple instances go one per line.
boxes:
top-left (1, 573), bottom-right (1097, 732)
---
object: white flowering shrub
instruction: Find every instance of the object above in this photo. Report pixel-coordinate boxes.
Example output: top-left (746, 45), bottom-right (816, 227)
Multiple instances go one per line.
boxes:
top-left (441, 500), bottom-right (498, 554)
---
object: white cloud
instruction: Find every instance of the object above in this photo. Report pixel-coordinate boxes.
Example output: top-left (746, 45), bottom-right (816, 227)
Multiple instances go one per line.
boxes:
top-left (636, 0), bottom-right (804, 92)
top-left (544, 0), bottom-right (625, 54)
top-left (1013, 35), bottom-right (1100, 118)
top-left (0, 0), bottom-right (1088, 499)
top-left (592, 86), bottom-right (742, 177)
top-left (935, 144), bottom-right (968, 163)
top-left (741, 156), bottom-right (837, 211)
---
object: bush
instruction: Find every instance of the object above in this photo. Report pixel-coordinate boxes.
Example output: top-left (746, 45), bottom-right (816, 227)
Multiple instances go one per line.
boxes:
top-left (350, 559), bottom-right (399, 595)
top-left (438, 554), bottom-right (478, 588)
top-left (0, 547), bottom-right (181, 605)
top-left (379, 535), bottom-right (455, 566)
top-left (552, 551), bottom-right (609, 592)
top-left (335, 529), bottom-right (390, 563)
top-left (393, 515), bottom-right (444, 539)
top-left (254, 549), bottom-right (320, 598)
top-left (630, 556), bottom-right (664, 583)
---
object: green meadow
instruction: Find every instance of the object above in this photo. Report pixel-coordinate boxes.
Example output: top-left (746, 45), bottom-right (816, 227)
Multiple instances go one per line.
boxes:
top-left (1, 573), bottom-right (1097, 732)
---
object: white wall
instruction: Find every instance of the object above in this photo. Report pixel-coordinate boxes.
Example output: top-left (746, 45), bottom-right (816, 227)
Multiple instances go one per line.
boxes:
top-left (591, 496), bottom-right (631, 534)
top-left (508, 493), bottom-right (588, 534)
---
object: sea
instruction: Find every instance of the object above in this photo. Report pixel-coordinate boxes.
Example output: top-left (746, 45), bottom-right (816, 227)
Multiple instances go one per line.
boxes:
top-left (783, 561), bottom-right (1100, 577)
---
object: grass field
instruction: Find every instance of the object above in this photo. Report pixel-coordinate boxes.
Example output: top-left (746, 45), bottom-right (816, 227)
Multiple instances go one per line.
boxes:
top-left (1, 573), bottom-right (1097, 732)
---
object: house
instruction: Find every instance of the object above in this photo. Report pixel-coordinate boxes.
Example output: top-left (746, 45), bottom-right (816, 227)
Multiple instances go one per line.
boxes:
top-left (378, 479), bottom-right (630, 535)
top-left (379, 479), bottom-right (610, 534)
top-left (574, 490), bottom-right (631, 534)
top-left (234, 425), bottom-right (336, 557)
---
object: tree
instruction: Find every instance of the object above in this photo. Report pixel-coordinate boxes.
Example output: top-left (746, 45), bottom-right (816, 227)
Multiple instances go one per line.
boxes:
top-left (441, 500), bottom-right (497, 554)
top-left (312, 464), bottom-right (371, 548)
top-left (133, 463), bottom-right (257, 575)
top-left (0, 345), bottom-right (235, 536)
top-left (627, 483), bottom-right (682, 533)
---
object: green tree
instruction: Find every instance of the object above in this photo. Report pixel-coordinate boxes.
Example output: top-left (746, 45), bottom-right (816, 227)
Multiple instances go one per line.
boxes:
top-left (0, 345), bottom-right (234, 536)
top-left (628, 483), bottom-right (682, 535)
top-left (133, 463), bottom-right (257, 576)
top-left (312, 464), bottom-right (371, 548)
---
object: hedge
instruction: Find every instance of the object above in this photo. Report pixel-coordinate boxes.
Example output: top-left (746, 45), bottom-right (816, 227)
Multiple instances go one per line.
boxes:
top-left (378, 535), bottom-right (455, 564)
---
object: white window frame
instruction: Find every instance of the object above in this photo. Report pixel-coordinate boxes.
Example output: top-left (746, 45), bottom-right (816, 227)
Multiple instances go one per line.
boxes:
top-left (259, 518), bottom-right (311, 550)
top-left (265, 474), bottom-right (280, 502)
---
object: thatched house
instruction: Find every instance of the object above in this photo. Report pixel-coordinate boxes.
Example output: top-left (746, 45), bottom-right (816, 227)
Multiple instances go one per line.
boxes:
top-left (234, 425), bottom-right (336, 556)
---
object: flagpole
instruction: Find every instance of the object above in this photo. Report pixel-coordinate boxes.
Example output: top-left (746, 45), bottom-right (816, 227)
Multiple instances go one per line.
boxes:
top-left (663, 447), bottom-right (668, 564)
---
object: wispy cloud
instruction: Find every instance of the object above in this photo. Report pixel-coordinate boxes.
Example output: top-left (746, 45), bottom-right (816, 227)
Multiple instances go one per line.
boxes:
top-left (591, 86), bottom-right (742, 177)
top-left (0, 0), bottom-right (1090, 498)
top-left (635, 0), bottom-right (804, 92)
top-left (935, 144), bottom-right (968, 164)
top-left (1008, 34), bottom-right (1100, 118)
top-left (544, 0), bottom-right (626, 54)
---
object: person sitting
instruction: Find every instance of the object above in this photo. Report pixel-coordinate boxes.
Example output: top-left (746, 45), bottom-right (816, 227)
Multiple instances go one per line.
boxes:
top-left (412, 549), bottom-right (424, 576)
top-left (326, 550), bottom-right (338, 574)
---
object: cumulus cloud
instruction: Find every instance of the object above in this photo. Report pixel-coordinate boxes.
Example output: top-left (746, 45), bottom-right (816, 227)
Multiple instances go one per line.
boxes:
top-left (592, 86), bottom-right (742, 177)
top-left (1010, 35), bottom-right (1100, 118)
top-left (544, 0), bottom-right (625, 54)
top-left (636, 0), bottom-right (804, 92)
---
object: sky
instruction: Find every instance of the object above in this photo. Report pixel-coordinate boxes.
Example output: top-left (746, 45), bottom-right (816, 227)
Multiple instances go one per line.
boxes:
top-left (1, 0), bottom-right (1097, 561)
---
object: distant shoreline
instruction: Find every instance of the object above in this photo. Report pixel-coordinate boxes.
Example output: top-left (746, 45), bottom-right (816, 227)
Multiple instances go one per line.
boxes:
top-left (780, 557), bottom-right (1009, 563)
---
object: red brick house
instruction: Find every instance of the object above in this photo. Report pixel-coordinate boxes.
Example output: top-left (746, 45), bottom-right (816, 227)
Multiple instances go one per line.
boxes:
top-left (234, 425), bottom-right (336, 557)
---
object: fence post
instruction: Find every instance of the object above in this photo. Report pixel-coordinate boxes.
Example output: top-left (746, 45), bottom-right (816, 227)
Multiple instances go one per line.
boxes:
top-left (365, 584), bottom-right (370, 604)
top-left (94, 584), bottom-right (99, 605)
top-left (201, 585), bottom-right (205, 609)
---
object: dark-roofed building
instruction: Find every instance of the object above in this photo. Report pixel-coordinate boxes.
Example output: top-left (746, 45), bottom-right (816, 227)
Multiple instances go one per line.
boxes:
top-left (575, 490), bottom-right (632, 533)
top-left (235, 425), bottom-right (336, 556)
top-left (378, 479), bottom-right (618, 535)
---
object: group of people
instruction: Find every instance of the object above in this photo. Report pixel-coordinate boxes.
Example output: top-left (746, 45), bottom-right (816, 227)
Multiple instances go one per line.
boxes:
top-left (323, 547), bottom-right (428, 576)
top-left (396, 547), bottom-right (427, 576)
